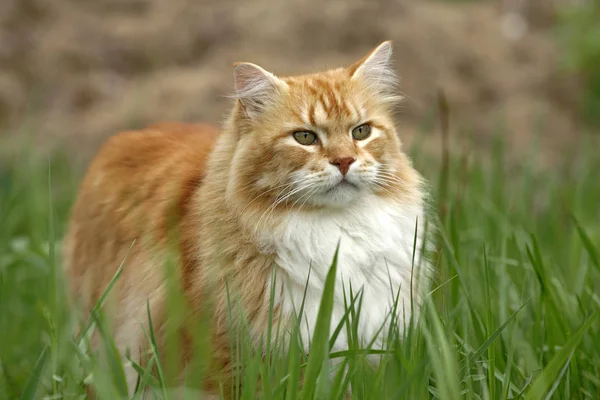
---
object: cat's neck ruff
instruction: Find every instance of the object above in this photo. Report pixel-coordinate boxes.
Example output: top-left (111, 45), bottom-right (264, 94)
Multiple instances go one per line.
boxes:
top-left (270, 194), bottom-right (423, 284)
top-left (263, 194), bottom-right (426, 349)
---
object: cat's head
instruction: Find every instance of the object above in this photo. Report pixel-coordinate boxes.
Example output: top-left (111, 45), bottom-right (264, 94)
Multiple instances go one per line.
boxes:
top-left (227, 41), bottom-right (420, 210)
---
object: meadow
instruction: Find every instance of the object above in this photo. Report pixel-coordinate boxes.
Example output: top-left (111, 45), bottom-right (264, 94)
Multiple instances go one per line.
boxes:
top-left (1, 117), bottom-right (599, 399)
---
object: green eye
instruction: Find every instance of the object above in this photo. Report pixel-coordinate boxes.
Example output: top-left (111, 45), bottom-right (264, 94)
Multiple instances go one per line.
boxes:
top-left (352, 124), bottom-right (371, 140)
top-left (293, 131), bottom-right (318, 145)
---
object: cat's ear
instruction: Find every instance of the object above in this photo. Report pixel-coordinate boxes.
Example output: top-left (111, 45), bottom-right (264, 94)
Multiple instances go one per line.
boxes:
top-left (233, 62), bottom-right (287, 118)
top-left (349, 41), bottom-right (400, 102)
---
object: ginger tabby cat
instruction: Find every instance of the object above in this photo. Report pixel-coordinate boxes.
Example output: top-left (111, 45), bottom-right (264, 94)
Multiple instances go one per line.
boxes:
top-left (64, 41), bottom-right (431, 397)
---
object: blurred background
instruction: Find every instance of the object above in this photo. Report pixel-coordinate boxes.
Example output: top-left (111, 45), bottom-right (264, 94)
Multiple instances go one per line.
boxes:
top-left (0, 0), bottom-right (599, 163)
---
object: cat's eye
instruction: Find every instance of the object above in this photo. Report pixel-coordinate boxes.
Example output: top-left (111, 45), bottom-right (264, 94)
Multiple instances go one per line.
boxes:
top-left (293, 131), bottom-right (318, 145)
top-left (352, 124), bottom-right (371, 140)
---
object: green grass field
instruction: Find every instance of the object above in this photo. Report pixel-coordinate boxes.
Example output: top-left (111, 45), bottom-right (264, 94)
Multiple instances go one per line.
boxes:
top-left (1, 126), bottom-right (599, 400)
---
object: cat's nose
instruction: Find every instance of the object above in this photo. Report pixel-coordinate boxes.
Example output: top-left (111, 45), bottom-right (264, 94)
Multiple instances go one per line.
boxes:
top-left (330, 157), bottom-right (356, 176)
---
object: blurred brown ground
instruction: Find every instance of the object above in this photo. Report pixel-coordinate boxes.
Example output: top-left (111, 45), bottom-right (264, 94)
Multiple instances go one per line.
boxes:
top-left (0, 0), bottom-right (587, 163)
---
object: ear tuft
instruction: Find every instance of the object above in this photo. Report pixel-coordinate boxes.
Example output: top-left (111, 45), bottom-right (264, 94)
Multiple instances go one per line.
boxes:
top-left (232, 62), bottom-right (285, 118)
top-left (350, 41), bottom-right (400, 102)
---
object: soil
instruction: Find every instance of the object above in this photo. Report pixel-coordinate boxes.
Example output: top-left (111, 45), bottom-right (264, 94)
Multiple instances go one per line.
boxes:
top-left (0, 0), bottom-right (586, 163)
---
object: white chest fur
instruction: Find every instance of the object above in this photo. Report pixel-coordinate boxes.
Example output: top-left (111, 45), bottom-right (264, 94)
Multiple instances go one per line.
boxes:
top-left (269, 195), bottom-right (427, 351)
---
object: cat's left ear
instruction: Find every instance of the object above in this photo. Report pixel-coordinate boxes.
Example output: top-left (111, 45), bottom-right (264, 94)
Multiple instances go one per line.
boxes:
top-left (233, 62), bottom-right (287, 118)
top-left (349, 41), bottom-right (400, 101)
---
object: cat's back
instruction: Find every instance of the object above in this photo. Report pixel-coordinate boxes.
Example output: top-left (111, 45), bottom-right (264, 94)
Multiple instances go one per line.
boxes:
top-left (87, 121), bottom-right (218, 180)
top-left (64, 122), bottom-right (219, 306)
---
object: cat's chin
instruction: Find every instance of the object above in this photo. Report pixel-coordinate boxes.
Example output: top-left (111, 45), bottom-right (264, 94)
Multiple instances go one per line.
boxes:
top-left (305, 182), bottom-right (363, 208)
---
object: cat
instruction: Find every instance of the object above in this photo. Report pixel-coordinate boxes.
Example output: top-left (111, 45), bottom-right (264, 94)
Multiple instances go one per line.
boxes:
top-left (64, 41), bottom-right (431, 397)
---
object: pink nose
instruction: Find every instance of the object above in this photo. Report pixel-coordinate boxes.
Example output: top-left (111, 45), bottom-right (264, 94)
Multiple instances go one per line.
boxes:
top-left (330, 157), bottom-right (356, 176)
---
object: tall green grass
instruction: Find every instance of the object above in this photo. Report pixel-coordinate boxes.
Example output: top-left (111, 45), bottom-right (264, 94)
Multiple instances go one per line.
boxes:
top-left (1, 126), bottom-right (599, 399)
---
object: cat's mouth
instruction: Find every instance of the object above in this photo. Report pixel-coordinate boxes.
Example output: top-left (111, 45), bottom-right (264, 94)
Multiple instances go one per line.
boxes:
top-left (326, 178), bottom-right (357, 192)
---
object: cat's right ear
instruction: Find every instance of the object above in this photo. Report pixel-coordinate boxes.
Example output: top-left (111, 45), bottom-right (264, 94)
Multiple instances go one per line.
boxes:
top-left (233, 62), bottom-right (287, 118)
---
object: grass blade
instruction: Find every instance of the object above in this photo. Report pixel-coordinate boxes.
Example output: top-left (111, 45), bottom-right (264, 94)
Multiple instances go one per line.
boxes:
top-left (147, 300), bottom-right (169, 400)
top-left (300, 243), bottom-right (339, 400)
top-left (466, 299), bottom-right (529, 367)
top-left (127, 354), bottom-right (160, 391)
top-left (571, 213), bottom-right (600, 271)
top-left (20, 346), bottom-right (49, 400)
top-left (77, 239), bottom-right (136, 350)
top-left (525, 313), bottom-right (597, 400)
top-left (92, 308), bottom-right (129, 397)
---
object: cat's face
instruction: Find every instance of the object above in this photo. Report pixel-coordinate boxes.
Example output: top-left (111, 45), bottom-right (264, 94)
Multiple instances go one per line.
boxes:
top-left (230, 42), bottom-right (415, 210)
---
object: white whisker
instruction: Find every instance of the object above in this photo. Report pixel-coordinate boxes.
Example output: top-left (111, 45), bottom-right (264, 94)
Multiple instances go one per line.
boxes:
top-left (371, 178), bottom-right (399, 199)
top-left (240, 181), bottom-right (295, 214)
top-left (293, 187), bottom-right (319, 218)
top-left (253, 181), bottom-right (314, 234)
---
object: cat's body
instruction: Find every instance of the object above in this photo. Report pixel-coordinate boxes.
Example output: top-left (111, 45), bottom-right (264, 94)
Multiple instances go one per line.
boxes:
top-left (64, 42), bottom-right (431, 396)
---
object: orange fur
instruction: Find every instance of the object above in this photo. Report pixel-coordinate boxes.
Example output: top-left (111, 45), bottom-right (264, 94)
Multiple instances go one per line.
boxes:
top-left (64, 42), bottom-right (429, 397)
